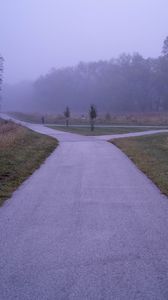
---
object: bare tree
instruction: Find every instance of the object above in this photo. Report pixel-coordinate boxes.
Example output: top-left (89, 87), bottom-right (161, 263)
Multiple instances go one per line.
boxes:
top-left (64, 106), bottom-right (70, 127)
top-left (89, 105), bottom-right (97, 131)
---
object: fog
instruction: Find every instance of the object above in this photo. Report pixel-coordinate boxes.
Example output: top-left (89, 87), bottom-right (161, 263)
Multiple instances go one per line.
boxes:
top-left (1, 0), bottom-right (168, 114)
top-left (1, 0), bottom-right (168, 84)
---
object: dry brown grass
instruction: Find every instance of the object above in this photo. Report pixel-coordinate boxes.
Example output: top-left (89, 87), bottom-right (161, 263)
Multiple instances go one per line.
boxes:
top-left (0, 120), bottom-right (26, 149)
top-left (108, 112), bottom-right (168, 125)
top-left (0, 119), bottom-right (58, 205)
top-left (10, 111), bottom-right (168, 126)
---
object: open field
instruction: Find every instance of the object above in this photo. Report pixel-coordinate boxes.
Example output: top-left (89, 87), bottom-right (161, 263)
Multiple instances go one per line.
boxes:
top-left (8, 111), bottom-right (168, 126)
top-left (0, 119), bottom-right (58, 205)
top-left (111, 133), bottom-right (168, 196)
top-left (47, 125), bottom-right (168, 136)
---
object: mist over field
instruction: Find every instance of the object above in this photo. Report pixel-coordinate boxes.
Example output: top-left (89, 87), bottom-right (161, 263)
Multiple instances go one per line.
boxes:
top-left (1, 0), bottom-right (168, 114)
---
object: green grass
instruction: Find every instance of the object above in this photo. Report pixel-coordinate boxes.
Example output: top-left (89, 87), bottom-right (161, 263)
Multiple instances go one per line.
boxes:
top-left (48, 125), bottom-right (167, 136)
top-left (0, 120), bottom-right (58, 205)
top-left (111, 133), bottom-right (168, 196)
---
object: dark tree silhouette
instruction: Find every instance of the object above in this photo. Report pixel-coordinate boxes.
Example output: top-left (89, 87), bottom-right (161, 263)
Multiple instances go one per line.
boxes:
top-left (89, 105), bottom-right (97, 131)
top-left (41, 116), bottom-right (45, 124)
top-left (64, 106), bottom-right (70, 127)
top-left (162, 36), bottom-right (168, 56)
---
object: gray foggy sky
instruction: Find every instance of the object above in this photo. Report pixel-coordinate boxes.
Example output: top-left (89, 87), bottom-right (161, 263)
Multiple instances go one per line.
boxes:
top-left (1, 0), bottom-right (168, 84)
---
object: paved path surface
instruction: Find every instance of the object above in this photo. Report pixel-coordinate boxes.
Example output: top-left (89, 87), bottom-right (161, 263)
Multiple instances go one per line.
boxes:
top-left (0, 117), bottom-right (168, 299)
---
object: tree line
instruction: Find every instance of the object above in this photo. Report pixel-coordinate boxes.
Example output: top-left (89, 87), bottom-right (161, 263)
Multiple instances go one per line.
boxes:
top-left (33, 37), bottom-right (168, 113)
top-left (2, 37), bottom-right (168, 114)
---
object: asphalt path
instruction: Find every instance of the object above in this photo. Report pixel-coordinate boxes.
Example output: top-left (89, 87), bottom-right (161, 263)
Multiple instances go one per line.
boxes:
top-left (0, 116), bottom-right (168, 299)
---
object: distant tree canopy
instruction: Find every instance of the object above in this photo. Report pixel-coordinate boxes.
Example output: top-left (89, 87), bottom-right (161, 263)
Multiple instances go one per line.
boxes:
top-left (4, 37), bottom-right (168, 114)
top-left (33, 38), bottom-right (168, 113)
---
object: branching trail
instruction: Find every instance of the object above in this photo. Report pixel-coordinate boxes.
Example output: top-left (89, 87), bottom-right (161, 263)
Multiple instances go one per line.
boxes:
top-left (0, 114), bottom-right (168, 299)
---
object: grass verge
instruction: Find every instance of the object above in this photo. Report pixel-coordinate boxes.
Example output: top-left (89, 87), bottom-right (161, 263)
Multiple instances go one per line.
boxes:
top-left (48, 125), bottom-right (167, 136)
top-left (111, 133), bottom-right (168, 196)
top-left (0, 119), bottom-right (58, 205)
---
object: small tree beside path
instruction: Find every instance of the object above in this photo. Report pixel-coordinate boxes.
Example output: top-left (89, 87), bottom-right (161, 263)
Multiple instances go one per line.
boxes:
top-left (64, 106), bottom-right (70, 127)
top-left (89, 105), bottom-right (97, 131)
